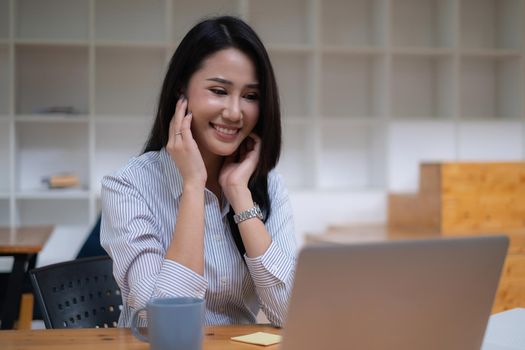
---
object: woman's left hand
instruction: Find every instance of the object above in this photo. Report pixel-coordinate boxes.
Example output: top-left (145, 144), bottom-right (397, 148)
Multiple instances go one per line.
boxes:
top-left (219, 133), bottom-right (261, 207)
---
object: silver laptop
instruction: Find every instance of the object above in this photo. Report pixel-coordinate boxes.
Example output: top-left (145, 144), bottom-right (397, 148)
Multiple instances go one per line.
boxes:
top-left (282, 235), bottom-right (508, 350)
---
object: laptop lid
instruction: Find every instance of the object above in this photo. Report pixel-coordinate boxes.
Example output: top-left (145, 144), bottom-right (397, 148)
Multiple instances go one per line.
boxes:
top-left (282, 235), bottom-right (508, 350)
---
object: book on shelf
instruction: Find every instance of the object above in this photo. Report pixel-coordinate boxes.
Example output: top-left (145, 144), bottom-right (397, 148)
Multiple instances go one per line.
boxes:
top-left (42, 174), bottom-right (81, 189)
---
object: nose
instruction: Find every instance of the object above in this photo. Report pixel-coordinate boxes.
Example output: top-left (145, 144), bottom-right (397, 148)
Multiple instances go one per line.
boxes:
top-left (223, 97), bottom-right (242, 122)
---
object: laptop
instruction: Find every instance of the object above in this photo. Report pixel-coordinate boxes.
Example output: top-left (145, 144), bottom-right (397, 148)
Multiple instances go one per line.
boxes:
top-left (281, 235), bottom-right (508, 350)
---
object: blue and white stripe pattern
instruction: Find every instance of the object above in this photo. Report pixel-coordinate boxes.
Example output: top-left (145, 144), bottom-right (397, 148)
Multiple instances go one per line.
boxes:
top-left (100, 148), bottom-right (296, 327)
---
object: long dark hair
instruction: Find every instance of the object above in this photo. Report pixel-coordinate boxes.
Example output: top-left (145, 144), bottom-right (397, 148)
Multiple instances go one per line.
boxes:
top-left (143, 16), bottom-right (282, 256)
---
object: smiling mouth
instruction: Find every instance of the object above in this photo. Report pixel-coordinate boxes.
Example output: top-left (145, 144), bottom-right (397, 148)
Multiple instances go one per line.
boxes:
top-left (211, 123), bottom-right (239, 135)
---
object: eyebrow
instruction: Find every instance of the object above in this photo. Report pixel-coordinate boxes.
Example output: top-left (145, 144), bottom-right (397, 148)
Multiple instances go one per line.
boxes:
top-left (206, 77), bottom-right (259, 89)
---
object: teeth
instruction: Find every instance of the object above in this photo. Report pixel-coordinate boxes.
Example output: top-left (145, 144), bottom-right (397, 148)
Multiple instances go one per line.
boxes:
top-left (214, 125), bottom-right (237, 135)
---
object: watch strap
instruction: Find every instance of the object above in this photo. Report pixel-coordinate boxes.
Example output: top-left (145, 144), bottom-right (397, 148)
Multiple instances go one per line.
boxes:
top-left (233, 203), bottom-right (263, 224)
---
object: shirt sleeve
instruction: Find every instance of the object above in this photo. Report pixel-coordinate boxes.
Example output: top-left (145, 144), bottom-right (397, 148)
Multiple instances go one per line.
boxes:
top-left (243, 171), bottom-right (297, 327)
top-left (100, 170), bottom-right (208, 324)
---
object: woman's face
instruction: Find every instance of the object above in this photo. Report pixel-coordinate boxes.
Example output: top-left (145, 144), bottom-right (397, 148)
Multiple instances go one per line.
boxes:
top-left (186, 48), bottom-right (260, 159)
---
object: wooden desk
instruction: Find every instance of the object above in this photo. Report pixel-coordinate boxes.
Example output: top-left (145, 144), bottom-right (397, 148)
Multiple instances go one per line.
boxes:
top-left (0, 226), bottom-right (53, 329)
top-left (0, 325), bottom-right (281, 349)
top-left (305, 223), bottom-right (440, 244)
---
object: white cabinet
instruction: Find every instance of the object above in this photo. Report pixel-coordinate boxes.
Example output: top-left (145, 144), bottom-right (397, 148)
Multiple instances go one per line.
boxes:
top-left (16, 0), bottom-right (90, 42)
top-left (460, 0), bottom-right (523, 50)
top-left (94, 47), bottom-right (166, 117)
top-left (0, 0), bottom-right (524, 229)
top-left (392, 0), bottom-right (455, 48)
top-left (94, 0), bottom-right (166, 43)
top-left (16, 45), bottom-right (89, 115)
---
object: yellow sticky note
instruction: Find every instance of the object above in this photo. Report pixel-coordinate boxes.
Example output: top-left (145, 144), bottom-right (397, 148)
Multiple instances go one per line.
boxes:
top-left (230, 332), bottom-right (282, 346)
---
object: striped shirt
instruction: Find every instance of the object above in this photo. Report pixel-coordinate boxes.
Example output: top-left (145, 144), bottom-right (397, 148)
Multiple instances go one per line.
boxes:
top-left (100, 148), bottom-right (296, 327)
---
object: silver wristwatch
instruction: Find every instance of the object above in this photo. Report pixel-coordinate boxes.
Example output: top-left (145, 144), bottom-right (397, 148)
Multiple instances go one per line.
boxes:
top-left (233, 203), bottom-right (263, 224)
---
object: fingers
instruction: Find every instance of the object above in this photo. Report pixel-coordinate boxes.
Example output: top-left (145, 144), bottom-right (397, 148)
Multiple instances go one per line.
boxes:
top-left (169, 96), bottom-right (188, 142)
top-left (236, 133), bottom-right (259, 161)
top-left (180, 111), bottom-right (193, 134)
top-left (248, 133), bottom-right (262, 154)
top-left (168, 97), bottom-right (192, 156)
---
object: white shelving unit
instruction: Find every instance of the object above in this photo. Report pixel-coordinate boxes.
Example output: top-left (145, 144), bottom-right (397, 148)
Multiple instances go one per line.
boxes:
top-left (0, 0), bottom-right (524, 231)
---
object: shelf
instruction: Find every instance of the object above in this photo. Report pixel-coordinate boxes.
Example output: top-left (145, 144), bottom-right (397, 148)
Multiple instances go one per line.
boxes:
top-left (16, 0), bottom-right (89, 41)
top-left (171, 0), bottom-right (240, 43)
top-left (321, 0), bottom-right (386, 47)
top-left (93, 122), bottom-right (150, 194)
top-left (460, 56), bottom-right (523, 119)
top-left (16, 198), bottom-right (90, 226)
top-left (460, 49), bottom-right (522, 58)
top-left (15, 123), bottom-right (89, 192)
top-left (93, 115), bottom-right (154, 123)
top-left (387, 120), bottom-right (456, 192)
top-left (460, 0), bottom-right (523, 50)
top-left (15, 45), bottom-right (89, 115)
top-left (391, 47), bottom-right (454, 56)
top-left (94, 41), bottom-right (168, 49)
top-left (269, 51), bottom-right (313, 118)
top-left (14, 39), bottom-right (89, 47)
top-left (95, 0), bottom-right (166, 43)
top-left (457, 121), bottom-right (524, 160)
top-left (15, 114), bottom-right (89, 123)
top-left (249, 0), bottom-right (313, 46)
top-left (321, 46), bottom-right (386, 55)
top-left (0, 0), bottom-right (9, 40)
top-left (15, 189), bottom-right (90, 200)
top-left (321, 117), bottom-right (382, 127)
top-left (0, 45), bottom-right (9, 115)
top-left (278, 124), bottom-right (316, 189)
top-left (321, 53), bottom-right (386, 118)
top-left (266, 44), bottom-right (315, 53)
top-left (392, 0), bottom-right (455, 48)
top-left (95, 47), bottom-right (166, 116)
top-left (0, 0), bottom-right (523, 230)
top-left (0, 124), bottom-right (9, 193)
top-left (391, 55), bottom-right (454, 119)
top-left (319, 124), bottom-right (386, 189)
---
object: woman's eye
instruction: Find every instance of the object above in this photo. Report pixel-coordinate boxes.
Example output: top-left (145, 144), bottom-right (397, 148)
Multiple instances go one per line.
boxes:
top-left (244, 93), bottom-right (259, 101)
top-left (210, 88), bottom-right (227, 95)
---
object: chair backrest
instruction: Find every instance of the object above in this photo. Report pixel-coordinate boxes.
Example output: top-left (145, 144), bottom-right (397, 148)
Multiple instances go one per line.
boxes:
top-left (30, 256), bottom-right (122, 329)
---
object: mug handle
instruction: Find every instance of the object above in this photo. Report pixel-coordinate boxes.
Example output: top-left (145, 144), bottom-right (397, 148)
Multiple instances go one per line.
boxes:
top-left (131, 307), bottom-right (148, 342)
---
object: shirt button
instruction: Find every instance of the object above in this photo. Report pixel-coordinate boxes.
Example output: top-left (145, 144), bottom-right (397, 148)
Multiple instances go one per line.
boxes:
top-left (271, 265), bottom-right (278, 273)
top-left (214, 235), bottom-right (223, 241)
top-left (220, 277), bottom-right (228, 285)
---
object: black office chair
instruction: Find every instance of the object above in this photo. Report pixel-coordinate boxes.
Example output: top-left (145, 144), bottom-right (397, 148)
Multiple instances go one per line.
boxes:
top-left (76, 215), bottom-right (108, 259)
top-left (29, 256), bottom-right (122, 329)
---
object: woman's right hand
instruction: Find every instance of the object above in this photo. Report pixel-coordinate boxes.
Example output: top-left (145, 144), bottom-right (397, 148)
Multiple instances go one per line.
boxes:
top-left (166, 96), bottom-right (207, 188)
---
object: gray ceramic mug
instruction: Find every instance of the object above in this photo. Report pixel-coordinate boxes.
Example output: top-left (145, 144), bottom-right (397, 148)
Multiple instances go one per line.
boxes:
top-left (131, 297), bottom-right (205, 350)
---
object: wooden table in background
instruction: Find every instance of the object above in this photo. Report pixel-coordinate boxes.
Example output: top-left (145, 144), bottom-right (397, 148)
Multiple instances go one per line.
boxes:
top-left (305, 223), bottom-right (440, 245)
top-left (0, 324), bottom-right (281, 349)
top-left (306, 223), bottom-right (525, 313)
top-left (0, 226), bottom-right (53, 329)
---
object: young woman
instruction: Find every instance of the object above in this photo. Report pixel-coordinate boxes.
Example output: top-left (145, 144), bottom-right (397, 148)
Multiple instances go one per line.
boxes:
top-left (101, 16), bottom-right (296, 328)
